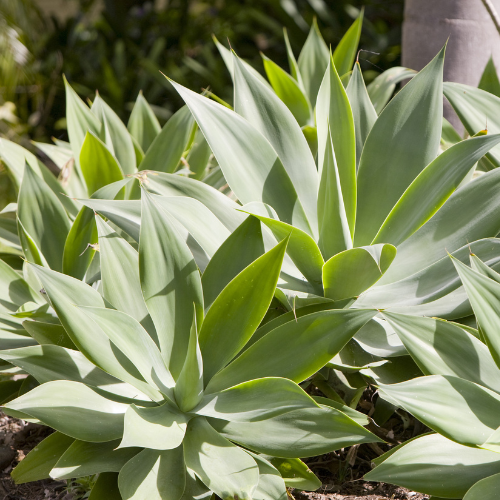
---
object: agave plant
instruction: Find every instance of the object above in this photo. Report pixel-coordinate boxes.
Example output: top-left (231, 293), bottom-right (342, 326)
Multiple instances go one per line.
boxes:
top-left (1, 188), bottom-right (381, 498)
top-left (80, 42), bottom-right (500, 394)
top-left (363, 253), bottom-right (500, 498)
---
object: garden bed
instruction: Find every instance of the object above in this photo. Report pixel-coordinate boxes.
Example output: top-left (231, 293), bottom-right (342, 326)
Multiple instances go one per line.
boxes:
top-left (0, 412), bottom-right (427, 500)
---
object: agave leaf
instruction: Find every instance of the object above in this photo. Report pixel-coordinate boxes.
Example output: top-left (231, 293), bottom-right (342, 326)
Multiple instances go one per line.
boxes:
top-left (317, 55), bottom-right (356, 237)
top-left (355, 46), bottom-right (444, 246)
top-left (80, 132), bottom-right (124, 196)
top-left (119, 447), bottom-right (186, 500)
top-left (212, 405), bottom-right (381, 458)
top-left (0, 345), bottom-right (140, 399)
top-left (79, 306), bottom-right (174, 399)
top-left (144, 172), bottom-right (244, 231)
top-left (380, 167), bottom-right (500, 285)
top-left (139, 106), bottom-right (195, 173)
top-left (199, 238), bottom-right (287, 382)
top-left (95, 216), bottom-right (151, 328)
top-left (323, 244), bottom-right (396, 300)
top-left (64, 77), bottom-right (103, 168)
top-left (186, 128), bottom-right (212, 180)
top-left (0, 138), bottom-right (78, 216)
top-left (374, 134), bottom-right (500, 246)
top-left (249, 453), bottom-right (287, 500)
top-left (183, 417), bottom-right (259, 500)
top-left (17, 219), bottom-right (49, 268)
top-left (22, 321), bottom-right (75, 349)
top-left (233, 53), bottom-right (319, 235)
top-left (29, 265), bottom-right (156, 401)
top-left (91, 94), bottom-right (136, 175)
top-left (355, 239), bottom-right (500, 316)
top-left (120, 403), bottom-right (188, 450)
top-left (268, 456), bottom-right (321, 491)
top-left (18, 164), bottom-right (70, 271)
top-left (127, 92), bottom-right (161, 152)
top-left (346, 62), bottom-right (377, 167)
top-left (139, 190), bottom-right (204, 379)
top-left (283, 28), bottom-right (304, 89)
top-left (51, 440), bottom-right (139, 480)
top-left (0, 259), bottom-right (41, 313)
top-left (332, 11), bottom-right (363, 78)
top-left (298, 19), bottom-right (329, 107)
top-left (88, 472), bottom-right (121, 500)
top-left (243, 212), bottom-right (323, 287)
top-left (11, 432), bottom-right (74, 484)
top-left (206, 309), bottom-right (376, 393)
top-left (5, 380), bottom-right (128, 442)
top-left (79, 196), bottom-right (229, 265)
top-left (212, 35), bottom-right (270, 87)
top-left (463, 472), bottom-right (500, 500)
top-left (366, 66), bottom-right (417, 114)
top-left (316, 124), bottom-right (352, 260)
top-left (378, 375), bottom-right (500, 446)
top-left (382, 312), bottom-right (500, 393)
top-left (478, 57), bottom-right (500, 98)
top-left (262, 55), bottom-right (312, 127)
top-left (366, 434), bottom-right (500, 498)
top-left (33, 141), bottom-right (73, 170)
top-left (194, 378), bottom-right (318, 422)
top-left (444, 82), bottom-right (500, 168)
top-left (62, 206), bottom-right (97, 280)
top-left (168, 79), bottom-right (311, 233)
top-left (452, 257), bottom-right (500, 369)
top-left (202, 216), bottom-right (264, 309)
top-left (174, 312), bottom-right (203, 412)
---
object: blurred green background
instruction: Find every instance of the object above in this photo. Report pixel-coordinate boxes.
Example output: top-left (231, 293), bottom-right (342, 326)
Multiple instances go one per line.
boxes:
top-left (0, 0), bottom-right (403, 205)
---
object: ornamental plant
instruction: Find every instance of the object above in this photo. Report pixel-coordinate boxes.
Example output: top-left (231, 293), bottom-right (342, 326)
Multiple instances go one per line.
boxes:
top-left (364, 254), bottom-right (500, 498)
top-left (78, 42), bottom-right (500, 393)
top-left (1, 188), bottom-right (381, 499)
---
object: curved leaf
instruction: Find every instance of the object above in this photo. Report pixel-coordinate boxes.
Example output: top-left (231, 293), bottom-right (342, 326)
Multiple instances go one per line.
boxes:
top-left (168, 79), bottom-right (310, 232)
top-left (183, 417), bottom-right (259, 500)
top-left (51, 440), bottom-right (139, 479)
top-left (233, 53), bottom-right (318, 235)
top-left (80, 132), bottom-right (124, 196)
top-left (11, 432), bottom-right (74, 484)
top-left (18, 164), bottom-right (70, 271)
top-left (194, 377), bottom-right (317, 422)
top-left (262, 55), bottom-right (312, 127)
top-left (297, 19), bottom-right (329, 107)
top-left (212, 405), bottom-right (381, 458)
top-left (127, 92), bottom-right (161, 152)
top-left (323, 244), bottom-right (396, 300)
top-left (206, 309), bottom-right (376, 393)
top-left (364, 433), bottom-right (500, 498)
top-left (120, 403), bottom-right (188, 450)
top-left (378, 375), bottom-right (500, 446)
top-left (356, 47), bottom-right (444, 246)
top-left (139, 106), bottom-right (195, 173)
top-left (119, 447), bottom-right (186, 500)
top-left (346, 62), bottom-right (377, 167)
top-left (199, 238), bottom-right (287, 383)
top-left (92, 94), bottom-right (136, 175)
top-left (374, 134), bottom-right (500, 246)
top-left (5, 380), bottom-right (128, 442)
top-left (139, 189), bottom-right (204, 379)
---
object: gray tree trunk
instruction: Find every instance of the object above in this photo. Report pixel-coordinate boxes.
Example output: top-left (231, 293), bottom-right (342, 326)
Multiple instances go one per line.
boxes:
top-left (402, 0), bottom-right (500, 131)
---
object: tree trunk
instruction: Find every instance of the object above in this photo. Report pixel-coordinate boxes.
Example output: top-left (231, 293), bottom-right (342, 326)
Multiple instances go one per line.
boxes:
top-left (402, 0), bottom-right (500, 131)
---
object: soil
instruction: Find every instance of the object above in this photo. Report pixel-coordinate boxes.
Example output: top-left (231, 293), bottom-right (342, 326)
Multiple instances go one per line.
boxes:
top-left (0, 408), bottom-right (428, 500)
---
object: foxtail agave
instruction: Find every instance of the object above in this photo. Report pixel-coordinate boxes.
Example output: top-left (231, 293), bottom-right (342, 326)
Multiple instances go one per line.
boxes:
top-left (364, 254), bottom-right (500, 498)
top-left (1, 188), bottom-right (381, 499)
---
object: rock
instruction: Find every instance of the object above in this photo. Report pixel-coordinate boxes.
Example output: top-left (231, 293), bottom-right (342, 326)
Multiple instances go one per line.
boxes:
top-left (0, 445), bottom-right (16, 471)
